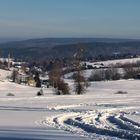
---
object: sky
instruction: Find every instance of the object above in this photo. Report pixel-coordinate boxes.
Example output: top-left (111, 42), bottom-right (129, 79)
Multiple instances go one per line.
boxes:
top-left (0, 0), bottom-right (140, 41)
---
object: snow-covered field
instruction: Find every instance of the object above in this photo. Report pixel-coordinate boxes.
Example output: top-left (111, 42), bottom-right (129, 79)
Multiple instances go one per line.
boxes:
top-left (0, 69), bottom-right (11, 81)
top-left (0, 66), bottom-right (140, 139)
top-left (85, 57), bottom-right (140, 67)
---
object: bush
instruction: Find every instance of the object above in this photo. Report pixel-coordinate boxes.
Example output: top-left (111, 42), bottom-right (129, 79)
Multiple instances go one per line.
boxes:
top-left (37, 89), bottom-right (44, 96)
top-left (115, 91), bottom-right (128, 94)
top-left (112, 72), bottom-right (121, 80)
top-left (6, 93), bottom-right (15, 96)
top-left (56, 80), bottom-right (70, 95)
top-left (104, 69), bottom-right (111, 80)
top-left (123, 67), bottom-right (140, 79)
top-left (88, 68), bottom-right (121, 81)
top-left (88, 70), bottom-right (103, 81)
top-left (74, 82), bottom-right (85, 95)
top-left (105, 68), bottom-right (121, 80)
top-left (72, 72), bottom-right (85, 82)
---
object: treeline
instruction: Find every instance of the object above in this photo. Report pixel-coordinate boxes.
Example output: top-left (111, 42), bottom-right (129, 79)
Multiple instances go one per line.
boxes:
top-left (88, 66), bottom-right (140, 81)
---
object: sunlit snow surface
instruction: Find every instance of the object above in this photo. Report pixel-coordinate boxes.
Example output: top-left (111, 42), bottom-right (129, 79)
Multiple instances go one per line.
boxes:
top-left (0, 68), bottom-right (140, 139)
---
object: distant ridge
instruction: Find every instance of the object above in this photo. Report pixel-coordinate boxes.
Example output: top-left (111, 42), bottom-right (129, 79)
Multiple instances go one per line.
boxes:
top-left (0, 38), bottom-right (140, 60)
top-left (0, 38), bottom-right (138, 49)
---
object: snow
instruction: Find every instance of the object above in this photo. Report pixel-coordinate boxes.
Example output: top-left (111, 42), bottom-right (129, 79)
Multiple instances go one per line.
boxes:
top-left (0, 67), bottom-right (140, 139)
top-left (0, 69), bottom-right (11, 81)
top-left (86, 57), bottom-right (140, 67)
top-left (67, 57), bottom-right (140, 80)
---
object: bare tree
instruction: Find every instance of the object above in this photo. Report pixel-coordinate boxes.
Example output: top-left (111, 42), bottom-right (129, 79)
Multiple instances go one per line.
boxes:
top-left (49, 61), bottom-right (70, 95)
top-left (49, 62), bottom-right (62, 88)
top-left (11, 69), bottom-right (18, 82)
top-left (73, 48), bottom-right (87, 94)
top-left (88, 68), bottom-right (121, 81)
top-left (123, 66), bottom-right (140, 79)
top-left (34, 72), bottom-right (41, 87)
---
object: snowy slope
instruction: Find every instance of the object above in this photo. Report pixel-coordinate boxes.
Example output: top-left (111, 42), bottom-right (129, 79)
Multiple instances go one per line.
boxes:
top-left (0, 69), bottom-right (11, 81)
top-left (0, 67), bottom-right (140, 139)
top-left (0, 79), bottom-right (140, 139)
top-left (86, 57), bottom-right (140, 67)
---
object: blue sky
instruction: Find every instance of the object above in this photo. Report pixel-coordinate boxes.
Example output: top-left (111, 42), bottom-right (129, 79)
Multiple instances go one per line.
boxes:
top-left (0, 0), bottom-right (140, 40)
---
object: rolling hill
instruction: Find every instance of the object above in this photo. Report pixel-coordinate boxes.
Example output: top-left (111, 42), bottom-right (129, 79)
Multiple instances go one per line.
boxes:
top-left (0, 38), bottom-right (140, 60)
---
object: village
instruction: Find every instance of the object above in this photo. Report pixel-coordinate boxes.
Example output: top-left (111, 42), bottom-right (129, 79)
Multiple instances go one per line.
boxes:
top-left (0, 54), bottom-right (49, 88)
top-left (1, 52), bottom-right (140, 88)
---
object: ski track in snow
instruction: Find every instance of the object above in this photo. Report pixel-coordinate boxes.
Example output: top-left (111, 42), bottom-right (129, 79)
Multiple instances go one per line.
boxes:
top-left (38, 104), bottom-right (140, 140)
top-left (1, 72), bottom-right (140, 140)
top-left (2, 100), bottom-right (138, 139)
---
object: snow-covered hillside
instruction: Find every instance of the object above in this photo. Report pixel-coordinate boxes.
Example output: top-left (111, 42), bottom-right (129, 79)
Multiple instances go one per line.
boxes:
top-left (86, 57), bottom-right (140, 67)
top-left (0, 79), bottom-right (140, 139)
top-left (0, 65), bottom-right (140, 139)
top-left (0, 69), bottom-right (11, 81)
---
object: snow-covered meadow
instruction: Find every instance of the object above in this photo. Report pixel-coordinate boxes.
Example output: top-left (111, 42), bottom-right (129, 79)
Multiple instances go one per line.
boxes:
top-left (85, 57), bottom-right (140, 67)
top-left (0, 66), bottom-right (140, 139)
